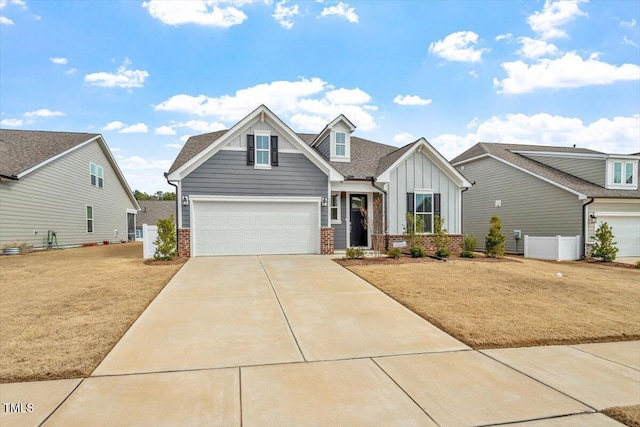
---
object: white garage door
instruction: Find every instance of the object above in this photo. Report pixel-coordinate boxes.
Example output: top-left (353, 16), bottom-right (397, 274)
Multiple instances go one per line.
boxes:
top-left (597, 216), bottom-right (640, 257)
top-left (192, 199), bottom-right (320, 256)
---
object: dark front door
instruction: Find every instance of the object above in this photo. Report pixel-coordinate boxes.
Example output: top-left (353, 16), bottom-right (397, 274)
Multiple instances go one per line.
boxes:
top-left (350, 194), bottom-right (368, 247)
top-left (127, 213), bottom-right (136, 242)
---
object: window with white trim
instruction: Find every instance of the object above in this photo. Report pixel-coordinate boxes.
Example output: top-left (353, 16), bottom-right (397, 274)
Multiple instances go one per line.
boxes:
top-left (90, 163), bottom-right (97, 186)
top-left (609, 160), bottom-right (637, 188)
top-left (86, 206), bottom-right (94, 233)
top-left (97, 166), bottom-right (104, 188)
top-left (255, 134), bottom-right (270, 167)
top-left (90, 163), bottom-right (104, 188)
top-left (331, 193), bottom-right (341, 223)
top-left (335, 132), bottom-right (346, 157)
top-left (415, 193), bottom-right (433, 233)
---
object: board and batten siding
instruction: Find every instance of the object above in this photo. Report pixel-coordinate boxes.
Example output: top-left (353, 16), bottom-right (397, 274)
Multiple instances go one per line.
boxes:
top-left (458, 157), bottom-right (583, 253)
top-left (0, 141), bottom-right (137, 247)
top-left (222, 121), bottom-right (299, 151)
top-left (521, 154), bottom-right (606, 187)
top-left (387, 150), bottom-right (461, 234)
top-left (332, 192), bottom-right (347, 249)
top-left (181, 151), bottom-right (328, 228)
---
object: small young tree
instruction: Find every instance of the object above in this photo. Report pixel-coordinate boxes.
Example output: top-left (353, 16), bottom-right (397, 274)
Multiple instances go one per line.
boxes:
top-left (485, 215), bottom-right (506, 258)
top-left (432, 215), bottom-right (451, 257)
top-left (591, 222), bottom-right (618, 262)
top-left (154, 215), bottom-right (177, 260)
top-left (460, 234), bottom-right (478, 258)
top-left (404, 212), bottom-right (424, 250)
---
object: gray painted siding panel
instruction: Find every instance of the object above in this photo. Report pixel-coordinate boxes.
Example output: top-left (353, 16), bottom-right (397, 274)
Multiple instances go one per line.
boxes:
top-left (317, 136), bottom-right (330, 159)
top-left (224, 120), bottom-right (298, 151)
top-left (0, 141), bottom-right (137, 247)
top-left (332, 192), bottom-right (347, 249)
top-left (523, 155), bottom-right (606, 186)
top-left (181, 151), bottom-right (327, 228)
top-left (387, 151), bottom-right (461, 234)
top-left (458, 157), bottom-right (583, 253)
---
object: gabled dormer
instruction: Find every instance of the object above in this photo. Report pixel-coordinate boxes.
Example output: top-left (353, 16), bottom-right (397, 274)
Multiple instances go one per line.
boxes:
top-left (311, 114), bottom-right (356, 163)
top-left (606, 155), bottom-right (639, 190)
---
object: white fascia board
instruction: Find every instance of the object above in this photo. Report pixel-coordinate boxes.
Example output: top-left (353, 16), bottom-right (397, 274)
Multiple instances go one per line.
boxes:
top-left (332, 181), bottom-right (383, 193)
top-left (592, 198), bottom-right (640, 204)
top-left (594, 211), bottom-right (640, 217)
top-left (487, 154), bottom-right (588, 200)
top-left (606, 154), bottom-right (640, 160)
top-left (451, 153), bottom-right (488, 166)
top-left (511, 150), bottom-right (607, 160)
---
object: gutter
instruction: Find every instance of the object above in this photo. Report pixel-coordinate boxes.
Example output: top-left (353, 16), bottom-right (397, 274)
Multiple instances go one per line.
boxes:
top-left (582, 197), bottom-right (595, 259)
top-left (369, 177), bottom-right (389, 251)
top-left (0, 174), bottom-right (18, 180)
top-left (164, 172), bottom-right (180, 255)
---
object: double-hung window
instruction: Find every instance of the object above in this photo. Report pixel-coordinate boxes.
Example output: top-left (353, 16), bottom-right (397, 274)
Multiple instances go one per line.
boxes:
top-left (97, 166), bottom-right (104, 188)
top-left (415, 193), bottom-right (433, 233)
top-left (612, 160), bottom-right (636, 186)
top-left (331, 193), bottom-right (341, 223)
top-left (335, 132), bottom-right (346, 157)
top-left (255, 134), bottom-right (270, 167)
top-left (90, 163), bottom-right (104, 188)
top-left (86, 206), bottom-right (94, 233)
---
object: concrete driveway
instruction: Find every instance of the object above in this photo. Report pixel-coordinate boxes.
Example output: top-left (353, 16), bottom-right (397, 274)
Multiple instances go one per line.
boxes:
top-left (3, 255), bottom-right (637, 427)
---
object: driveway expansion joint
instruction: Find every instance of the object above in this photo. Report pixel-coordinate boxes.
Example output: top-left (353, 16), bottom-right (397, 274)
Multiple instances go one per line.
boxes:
top-left (37, 378), bottom-right (84, 427)
top-left (570, 344), bottom-right (640, 372)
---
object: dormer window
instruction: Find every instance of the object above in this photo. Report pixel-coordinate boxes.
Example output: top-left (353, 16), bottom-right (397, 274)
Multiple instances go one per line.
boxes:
top-left (330, 128), bottom-right (351, 162)
top-left (335, 132), bottom-right (346, 156)
top-left (607, 159), bottom-right (638, 189)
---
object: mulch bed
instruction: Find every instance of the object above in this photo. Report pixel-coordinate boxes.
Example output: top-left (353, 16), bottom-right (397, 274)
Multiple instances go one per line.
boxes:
top-left (582, 259), bottom-right (639, 270)
top-left (335, 253), bottom-right (521, 267)
top-left (143, 257), bottom-right (188, 266)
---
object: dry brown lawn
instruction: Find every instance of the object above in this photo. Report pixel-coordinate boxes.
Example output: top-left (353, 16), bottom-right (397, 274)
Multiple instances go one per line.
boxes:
top-left (603, 405), bottom-right (640, 427)
top-left (0, 243), bottom-right (185, 383)
top-left (345, 256), bottom-right (640, 349)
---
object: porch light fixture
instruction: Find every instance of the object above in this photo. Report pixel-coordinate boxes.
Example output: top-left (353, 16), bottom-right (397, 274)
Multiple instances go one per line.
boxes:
top-left (321, 197), bottom-right (328, 207)
top-left (589, 213), bottom-right (597, 223)
top-left (182, 195), bottom-right (189, 206)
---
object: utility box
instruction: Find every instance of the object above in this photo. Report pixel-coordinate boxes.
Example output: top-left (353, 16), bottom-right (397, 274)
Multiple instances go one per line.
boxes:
top-left (514, 230), bottom-right (522, 239)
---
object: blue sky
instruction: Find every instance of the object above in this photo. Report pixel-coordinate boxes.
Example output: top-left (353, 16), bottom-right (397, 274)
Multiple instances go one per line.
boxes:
top-left (1, 0), bottom-right (639, 193)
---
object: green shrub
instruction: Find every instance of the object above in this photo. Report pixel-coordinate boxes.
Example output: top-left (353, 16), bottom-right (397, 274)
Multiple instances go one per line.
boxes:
top-left (485, 215), bottom-right (506, 258)
top-left (460, 234), bottom-right (477, 258)
top-left (591, 222), bottom-right (618, 262)
top-left (432, 215), bottom-right (450, 256)
top-left (345, 247), bottom-right (365, 259)
top-left (154, 215), bottom-right (177, 260)
top-left (435, 248), bottom-right (450, 258)
top-left (636, 260), bottom-right (640, 269)
top-left (386, 247), bottom-right (402, 258)
top-left (404, 212), bottom-right (424, 248)
top-left (409, 246), bottom-right (426, 258)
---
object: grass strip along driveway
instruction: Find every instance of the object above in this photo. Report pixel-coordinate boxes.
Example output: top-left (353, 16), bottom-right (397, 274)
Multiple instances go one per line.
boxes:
top-left (342, 256), bottom-right (640, 349)
top-left (0, 243), bottom-right (184, 383)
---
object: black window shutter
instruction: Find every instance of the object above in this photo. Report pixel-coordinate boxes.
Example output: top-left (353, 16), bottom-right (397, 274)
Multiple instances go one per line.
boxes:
top-left (270, 136), bottom-right (278, 166)
top-left (406, 192), bottom-right (415, 215)
top-left (434, 193), bottom-right (441, 217)
top-left (247, 135), bottom-right (255, 165)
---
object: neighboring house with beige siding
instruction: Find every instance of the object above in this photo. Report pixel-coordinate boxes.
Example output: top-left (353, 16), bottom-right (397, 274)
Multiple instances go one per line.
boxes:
top-left (0, 129), bottom-right (140, 248)
top-left (452, 143), bottom-right (640, 257)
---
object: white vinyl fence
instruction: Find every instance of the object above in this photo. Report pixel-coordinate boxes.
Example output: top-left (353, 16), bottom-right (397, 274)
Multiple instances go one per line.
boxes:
top-left (524, 235), bottom-right (582, 261)
top-left (142, 224), bottom-right (158, 259)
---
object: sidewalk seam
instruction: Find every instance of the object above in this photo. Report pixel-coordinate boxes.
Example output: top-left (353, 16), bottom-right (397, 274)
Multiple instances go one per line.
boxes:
top-left (570, 345), bottom-right (640, 372)
top-left (37, 378), bottom-right (84, 427)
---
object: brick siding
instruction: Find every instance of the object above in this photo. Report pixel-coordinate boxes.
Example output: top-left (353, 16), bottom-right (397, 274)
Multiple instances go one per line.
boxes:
top-left (178, 228), bottom-right (191, 258)
top-left (321, 227), bottom-right (335, 255)
top-left (373, 234), bottom-right (463, 253)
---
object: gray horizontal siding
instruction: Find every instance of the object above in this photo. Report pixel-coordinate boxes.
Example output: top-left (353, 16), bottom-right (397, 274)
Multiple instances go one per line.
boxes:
top-left (523, 154), bottom-right (606, 186)
top-left (0, 141), bottom-right (137, 247)
top-left (181, 151), bottom-right (328, 228)
top-left (458, 157), bottom-right (583, 253)
top-left (317, 135), bottom-right (330, 159)
top-left (332, 192), bottom-right (347, 249)
top-left (388, 150), bottom-right (461, 234)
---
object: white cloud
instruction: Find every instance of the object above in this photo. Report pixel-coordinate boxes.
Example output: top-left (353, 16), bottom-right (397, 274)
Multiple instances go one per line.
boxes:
top-left (623, 36), bottom-right (639, 48)
top-left (469, 70), bottom-right (478, 78)
top-left (180, 135), bottom-right (192, 143)
top-left (495, 33), bottom-right (512, 41)
top-left (116, 155), bottom-right (174, 194)
top-left (176, 120), bottom-right (226, 132)
top-left (620, 18), bottom-right (636, 28)
top-left (517, 37), bottom-right (560, 59)
top-left (319, 1), bottom-right (358, 23)
top-left (494, 52), bottom-right (640, 94)
top-left (154, 77), bottom-right (379, 132)
top-left (142, 0), bottom-right (247, 27)
top-left (393, 94), bottom-right (432, 106)
top-left (0, 118), bottom-right (23, 126)
top-left (526, 0), bottom-right (588, 40)
top-left (101, 121), bottom-right (125, 131)
top-left (155, 125), bottom-right (177, 135)
top-left (393, 132), bottom-right (415, 144)
top-left (272, 0), bottom-right (298, 29)
top-left (66, 67), bottom-right (78, 74)
top-left (85, 59), bottom-right (149, 89)
top-left (0, 15), bottom-right (13, 24)
top-left (428, 31), bottom-right (489, 63)
top-left (49, 57), bottom-right (68, 65)
top-left (325, 88), bottom-right (371, 104)
top-left (119, 123), bottom-right (148, 134)
top-left (165, 143), bottom-right (183, 149)
top-left (24, 109), bottom-right (64, 117)
top-left (434, 113), bottom-right (640, 160)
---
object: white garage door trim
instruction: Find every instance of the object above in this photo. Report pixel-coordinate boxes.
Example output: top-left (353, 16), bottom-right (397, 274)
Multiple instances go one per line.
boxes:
top-left (595, 211), bottom-right (640, 257)
top-left (190, 195), bottom-right (321, 257)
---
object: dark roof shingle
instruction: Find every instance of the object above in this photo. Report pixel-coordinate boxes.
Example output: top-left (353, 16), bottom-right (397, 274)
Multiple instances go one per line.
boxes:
top-left (136, 200), bottom-right (176, 226)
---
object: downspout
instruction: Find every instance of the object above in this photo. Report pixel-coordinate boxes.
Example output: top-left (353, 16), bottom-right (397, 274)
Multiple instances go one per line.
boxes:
top-left (582, 197), bottom-right (595, 259)
top-left (370, 178), bottom-right (389, 251)
top-left (164, 172), bottom-right (179, 255)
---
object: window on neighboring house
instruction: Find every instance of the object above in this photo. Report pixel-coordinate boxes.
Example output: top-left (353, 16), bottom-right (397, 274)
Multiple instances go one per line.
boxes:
top-left (97, 166), bottom-right (104, 188)
top-left (331, 193), bottom-right (341, 223)
top-left (415, 193), bottom-right (433, 233)
top-left (613, 161), bottom-right (623, 184)
top-left (86, 206), bottom-right (94, 233)
top-left (335, 132), bottom-right (346, 156)
top-left (256, 134), bottom-right (270, 166)
top-left (612, 160), bottom-right (636, 186)
top-left (90, 163), bottom-right (104, 188)
top-left (90, 163), bottom-right (97, 186)
top-left (626, 162), bottom-right (634, 184)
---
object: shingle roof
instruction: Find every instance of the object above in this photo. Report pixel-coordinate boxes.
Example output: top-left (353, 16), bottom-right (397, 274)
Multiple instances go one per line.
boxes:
top-left (136, 200), bottom-right (176, 227)
top-left (0, 129), bottom-right (99, 177)
top-left (168, 129), bottom-right (407, 179)
top-left (452, 142), bottom-right (640, 199)
top-left (375, 141), bottom-right (419, 176)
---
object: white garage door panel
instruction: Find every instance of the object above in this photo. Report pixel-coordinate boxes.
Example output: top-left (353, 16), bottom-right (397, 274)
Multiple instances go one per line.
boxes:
top-left (193, 200), bottom-right (319, 256)
top-left (598, 216), bottom-right (640, 257)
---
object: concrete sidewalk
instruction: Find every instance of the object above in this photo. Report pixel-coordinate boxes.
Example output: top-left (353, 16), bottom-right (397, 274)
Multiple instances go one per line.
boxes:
top-left (1, 255), bottom-right (638, 427)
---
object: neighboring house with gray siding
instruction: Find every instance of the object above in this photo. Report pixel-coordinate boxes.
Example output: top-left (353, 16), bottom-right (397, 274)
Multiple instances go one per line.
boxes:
top-left (136, 200), bottom-right (175, 240)
top-left (0, 129), bottom-right (140, 248)
top-left (166, 105), bottom-right (471, 257)
top-left (452, 143), bottom-right (640, 257)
